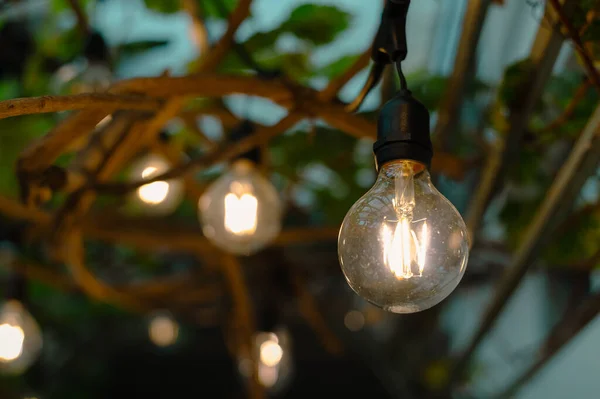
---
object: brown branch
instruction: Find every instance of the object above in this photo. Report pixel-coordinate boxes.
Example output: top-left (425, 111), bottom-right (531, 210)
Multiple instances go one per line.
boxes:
top-left (293, 272), bottom-right (344, 355)
top-left (17, 109), bottom-right (110, 175)
top-left (64, 230), bottom-right (146, 311)
top-left (67, 0), bottom-right (90, 36)
top-left (540, 79), bottom-right (593, 133)
top-left (110, 75), bottom-right (293, 105)
top-left (465, 6), bottom-right (569, 241)
top-left (0, 94), bottom-right (161, 120)
top-left (433, 0), bottom-right (492, 151)
top-left (92, 113), bottom-right (303, 194)
top-left (496, 292), bottom-right (600, 398)
top-left (179, 112), bottom-right (217, 149)
top-left (549, 0), bottom-right (600, 95)
top-left (319, 47), bottom-right (372, 102)
top-left (194, 0), bottom-right (253, 73)
top-left (221, 254), bottom-right (264, 399)
top-left (153, 140), bottom-right (207, 203)
top-left (451, 104), bottom-right (600, 387)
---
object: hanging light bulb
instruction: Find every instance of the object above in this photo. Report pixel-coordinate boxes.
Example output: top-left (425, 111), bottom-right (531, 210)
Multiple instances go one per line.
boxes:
top-left (199, 121), bottom-right (282, 255)
top-left (0, 300), bottom-right (42, 375)
top-left (148, 312), bottom-right (179, 348)
top-left (128, 154), bottom-right (184, 216)
top-left (52, 31), bottom-right (112, 95)
top-left (338, 90), bottom-right (469, 314)
top-left (252, 328), bottom-right (293, 392)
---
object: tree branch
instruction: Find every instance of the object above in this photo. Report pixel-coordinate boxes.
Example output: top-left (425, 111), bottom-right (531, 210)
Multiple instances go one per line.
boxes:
top-left (67, 0), bottom-right (90, 36)
top-left (319, 47), bottom-right (372, 102)
top-left (0, 93), bottom-right (160, 119)
top-left (194, 0), bottom-right (253, 73)
top-left (450, 104), bottom-right (600, 387)
top-left (549, 0), bottom-right (600, 95)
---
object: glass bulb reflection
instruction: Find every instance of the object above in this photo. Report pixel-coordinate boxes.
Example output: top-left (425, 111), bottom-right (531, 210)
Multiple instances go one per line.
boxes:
top-left (129, 154), bottom-right (183, 216)
top-left (338, 160), bottom-right (469, 314)
top-left (0, 300), bottom-right (43, 375)
top-left (199, 160), bottom-right (282, 255)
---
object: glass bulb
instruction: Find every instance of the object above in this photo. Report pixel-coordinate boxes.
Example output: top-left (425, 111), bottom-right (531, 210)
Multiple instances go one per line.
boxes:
top-left (69, 62), bottom-right (112, 94)
top-left (252, 328), bottom-right (293, 392)
top-left (338, 160), bottom-right (469, 313)
top-left (128, 154), bottom-right (184, 216)
top-left (199, 160), bottom-right (282, 255)
top-left (148, 312), bottom-right (179, 348)
top-left (0, 300), bottom-right (43, 375)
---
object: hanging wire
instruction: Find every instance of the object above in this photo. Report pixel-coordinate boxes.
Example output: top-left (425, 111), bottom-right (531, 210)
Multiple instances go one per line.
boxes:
top-left (344, 62), bottom-right (386, 113)
top-left (395, 60), bottom-right (407, 90)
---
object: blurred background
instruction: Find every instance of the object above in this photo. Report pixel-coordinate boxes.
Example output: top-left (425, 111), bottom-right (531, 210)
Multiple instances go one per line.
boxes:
top-left (0, 0), bottom-right (599, 398)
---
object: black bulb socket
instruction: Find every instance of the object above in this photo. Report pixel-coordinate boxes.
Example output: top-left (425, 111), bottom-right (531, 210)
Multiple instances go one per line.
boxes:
top-left (373, 89), bottom-right (432, 171)
top-left (230, 120), bottom-right (261, 165)
top-left (84, 31), bottom-right (110, 65)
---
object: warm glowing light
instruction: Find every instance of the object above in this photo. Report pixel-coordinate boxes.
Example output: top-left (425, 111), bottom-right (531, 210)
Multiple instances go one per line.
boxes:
top-left (260, 340), bottom-right (283, 367)
top-left (148, 314), bottom-right (179, 347)
top-left (137, 166), bottom-right (170, 205)
top-left (380, 163), bottom-right (430, 280)
top-left (224, 183), bottom-right (258, 236)
top-left (0, 324), bottom-right (25, 362)
top-left (258, 363), bottom-right (279, 388)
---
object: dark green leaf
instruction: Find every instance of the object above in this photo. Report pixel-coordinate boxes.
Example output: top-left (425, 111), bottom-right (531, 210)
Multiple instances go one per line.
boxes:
top-left (281, 4), bottom-right (351, 45)
top-left (117, 40), bottom-right (170, 58)
top-left (143, 0), bottom-right (181, 14)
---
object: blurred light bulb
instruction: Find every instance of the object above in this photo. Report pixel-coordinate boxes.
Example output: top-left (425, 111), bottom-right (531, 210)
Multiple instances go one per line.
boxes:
top-left (199, 160), bottom-right (282, 255)
top-left (148, 313), bottom-right (179, 348)
top-left (344, 310), bottom-right (365, 332)
top-left (260, 339), bottom-right (283, 367)
top-left (0, 300), bottom-right (42, 375)
top-left (338, 160), bottom-right (469, 314)
top-left (69, 62), bottom-right (112, 94)
top-left (252, 329), bottom-right (293, 392)
top-left (129, 154), bottom-right (183, 216)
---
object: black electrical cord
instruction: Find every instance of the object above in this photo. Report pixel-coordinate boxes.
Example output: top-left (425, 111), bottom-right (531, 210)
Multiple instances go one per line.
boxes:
top-left (346, 0), bottom-right (411, 113)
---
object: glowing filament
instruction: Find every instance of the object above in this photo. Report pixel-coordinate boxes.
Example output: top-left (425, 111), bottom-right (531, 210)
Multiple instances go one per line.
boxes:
top-left (224, 188), bottom-right (258, 236)
top-left (260, 340), bottom-right (283, 367)
top-left (137, 166), bottom-right (170, 205)
top-left (0, 324), bottom-right (25, 362)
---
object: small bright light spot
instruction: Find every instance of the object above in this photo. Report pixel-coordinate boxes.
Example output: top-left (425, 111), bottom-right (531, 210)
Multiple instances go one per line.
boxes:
top-left (344, 310), bottom-right (365, 332)
top-left (260, 340), bottom-right (283, 367)
top-left (0, 323), bottom-right (25, 361)
top-left (96, 115), bottom-right (112, 130)
top-left (148, 315), bottom-right (179, 347)
top-left (137, 166), bottom-right (170, 205)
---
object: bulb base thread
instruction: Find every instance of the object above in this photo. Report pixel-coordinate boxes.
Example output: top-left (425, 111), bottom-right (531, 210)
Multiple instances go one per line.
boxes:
top-left (373, 90), bottom-right (432, 170)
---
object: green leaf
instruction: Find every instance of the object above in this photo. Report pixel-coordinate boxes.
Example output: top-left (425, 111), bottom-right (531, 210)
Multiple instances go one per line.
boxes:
top-left (281, 4), bottom-right (351, 45)
top-left (199, 0), bottom-right (239, 18)
top-left (143, 0), bottom-right (181, 14)
top-left (116, 40), bottom-right (170, 58)
top-left (498, 59), bottom-right (534, 110)
top-left (317, 54), bottom-right (362, 78)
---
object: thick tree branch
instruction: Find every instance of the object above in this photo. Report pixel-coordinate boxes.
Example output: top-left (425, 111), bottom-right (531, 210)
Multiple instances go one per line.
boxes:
top-left (67, 0), bottom-right (90, 36)
top-left (0, 94), bottom-right (160, 119)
